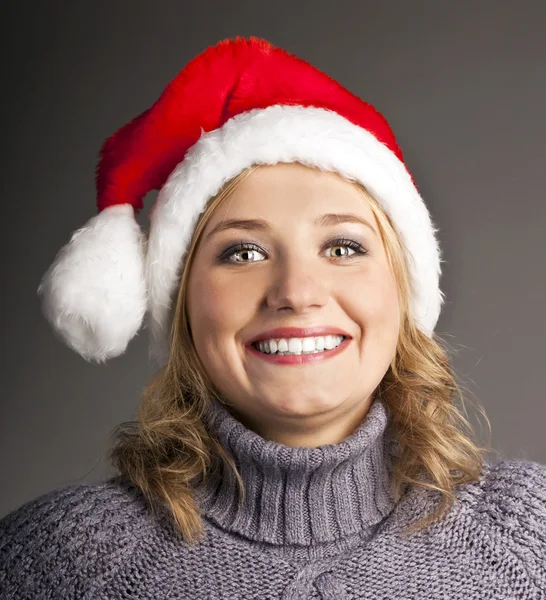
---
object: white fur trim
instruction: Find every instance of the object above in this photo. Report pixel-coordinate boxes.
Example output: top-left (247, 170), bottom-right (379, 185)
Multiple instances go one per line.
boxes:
top-left (147, 105), bottom-right (445, 367)
top-left (38, 204), bottom-right (147, 362)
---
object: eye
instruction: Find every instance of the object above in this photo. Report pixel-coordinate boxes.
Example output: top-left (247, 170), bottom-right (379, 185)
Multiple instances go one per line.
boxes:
top-left (219, 237), bottom-right (368, 264)
top-left (325, 238), bottom-right (368, 260)
top-left (224, 243), bottom-right (266, 263)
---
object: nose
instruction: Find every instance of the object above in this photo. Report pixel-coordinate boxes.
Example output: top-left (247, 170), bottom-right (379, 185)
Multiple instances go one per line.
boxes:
top-left (265, 255), bottom-right (330, 313)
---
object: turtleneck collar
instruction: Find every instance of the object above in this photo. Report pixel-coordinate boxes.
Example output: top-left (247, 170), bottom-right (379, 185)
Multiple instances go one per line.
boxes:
top-left (194, 396), bottom-right (399, 555)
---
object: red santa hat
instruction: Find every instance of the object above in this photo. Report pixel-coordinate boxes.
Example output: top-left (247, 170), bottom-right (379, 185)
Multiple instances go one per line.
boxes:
top-left (37, 36), bottom-right (444, 367)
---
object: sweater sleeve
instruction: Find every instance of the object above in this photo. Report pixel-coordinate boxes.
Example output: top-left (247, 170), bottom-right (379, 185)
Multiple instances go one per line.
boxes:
top-left (0, 477), bottom-right (150, 599)
top-left (483, 459), bottom-right (546, 596)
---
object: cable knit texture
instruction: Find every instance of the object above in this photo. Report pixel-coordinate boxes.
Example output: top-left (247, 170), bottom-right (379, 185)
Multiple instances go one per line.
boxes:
top-left (1, 397), bottom-right (545, 599)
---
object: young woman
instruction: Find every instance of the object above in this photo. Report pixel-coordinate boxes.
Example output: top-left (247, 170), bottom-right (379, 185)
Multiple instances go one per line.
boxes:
top-left (1, 36), bottom-right (544, 599)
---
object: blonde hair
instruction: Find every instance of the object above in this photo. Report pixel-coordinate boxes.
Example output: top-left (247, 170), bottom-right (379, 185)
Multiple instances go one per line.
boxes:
top-left (108, 163), bottom-right (493, 544)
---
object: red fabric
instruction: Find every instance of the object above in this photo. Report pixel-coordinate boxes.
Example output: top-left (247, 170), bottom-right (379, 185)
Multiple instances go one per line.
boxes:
top-left (95, 36), bottom-right (408, 215)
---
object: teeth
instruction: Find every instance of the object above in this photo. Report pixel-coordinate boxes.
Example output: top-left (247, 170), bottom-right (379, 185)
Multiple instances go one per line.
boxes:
top-left (255, 335), bottom-right (345, 355)
top-left (288, 338), bottom-right (302, 353)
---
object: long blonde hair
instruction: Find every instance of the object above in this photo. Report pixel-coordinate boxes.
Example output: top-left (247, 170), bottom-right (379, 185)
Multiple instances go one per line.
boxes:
top-left (108, 163), bottom-right (493, 543)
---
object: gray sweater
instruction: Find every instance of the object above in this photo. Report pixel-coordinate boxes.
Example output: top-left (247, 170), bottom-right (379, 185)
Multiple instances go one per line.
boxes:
top-left (1, 397), bottom-right (545, 599)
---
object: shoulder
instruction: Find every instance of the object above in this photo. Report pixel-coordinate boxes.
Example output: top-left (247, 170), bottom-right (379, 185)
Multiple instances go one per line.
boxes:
top-left (470, 458), bottom-right (546, 527)
top-left (0, 476), bottom-right (155, 599)
top-left (458, 458), bottom-right (546, 592)
top-left (480, 457), bottom-right (546, 505)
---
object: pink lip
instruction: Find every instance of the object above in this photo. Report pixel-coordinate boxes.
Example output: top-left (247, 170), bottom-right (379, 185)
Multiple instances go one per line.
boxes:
top-left (246, 327), bottom-right (352, 345)
top-left (246, 335), bottom-right (351, 365)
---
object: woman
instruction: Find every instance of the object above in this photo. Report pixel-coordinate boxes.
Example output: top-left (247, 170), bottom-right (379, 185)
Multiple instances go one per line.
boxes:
top-left (1, 36), bottom-right (544, 599)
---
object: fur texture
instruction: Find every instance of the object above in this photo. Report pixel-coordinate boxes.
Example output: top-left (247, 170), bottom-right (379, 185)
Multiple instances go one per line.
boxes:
top-left (37, 204), bottom-right (147, 362)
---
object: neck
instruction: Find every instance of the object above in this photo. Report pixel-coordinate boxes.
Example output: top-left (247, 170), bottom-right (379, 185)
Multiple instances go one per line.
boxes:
top-left (194, 395), bottom-right (400, 557)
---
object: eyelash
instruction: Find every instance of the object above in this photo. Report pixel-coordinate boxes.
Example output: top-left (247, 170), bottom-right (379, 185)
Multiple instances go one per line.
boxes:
top-left (219, 237), bottom-right (369, 264)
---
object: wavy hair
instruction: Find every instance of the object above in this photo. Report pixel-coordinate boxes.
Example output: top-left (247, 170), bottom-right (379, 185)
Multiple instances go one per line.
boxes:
top-left (107, 163), bottom-right (493, 544)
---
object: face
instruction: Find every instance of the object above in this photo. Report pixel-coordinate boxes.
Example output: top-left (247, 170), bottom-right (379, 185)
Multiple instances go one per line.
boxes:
top-left (186, 162), bottom-right (400, 443)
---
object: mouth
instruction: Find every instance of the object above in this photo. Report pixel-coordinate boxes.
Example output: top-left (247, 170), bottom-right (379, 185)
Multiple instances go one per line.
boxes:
top-left (247, 335), bottom-right (351, 365)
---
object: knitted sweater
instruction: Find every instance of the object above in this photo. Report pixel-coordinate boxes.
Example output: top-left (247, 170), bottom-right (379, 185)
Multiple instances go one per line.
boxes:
top-left (1, 397), bottom-right (545, 599)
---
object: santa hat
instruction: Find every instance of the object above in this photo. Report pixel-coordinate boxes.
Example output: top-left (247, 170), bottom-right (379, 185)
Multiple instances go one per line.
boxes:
top-left (37, 36), bottom-right (444, 367)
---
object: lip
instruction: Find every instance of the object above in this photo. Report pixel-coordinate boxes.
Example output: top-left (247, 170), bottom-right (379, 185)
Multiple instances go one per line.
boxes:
top-left (246, 327), bottom-right (352, 345)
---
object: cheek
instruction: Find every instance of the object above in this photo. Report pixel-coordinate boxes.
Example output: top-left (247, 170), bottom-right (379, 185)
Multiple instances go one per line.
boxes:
top-left (188, 272), bottom-right (228, 338)
top-left (187, 269), bottom-right (256, 344)
top-left (347, 265), bottom-right (400, 327)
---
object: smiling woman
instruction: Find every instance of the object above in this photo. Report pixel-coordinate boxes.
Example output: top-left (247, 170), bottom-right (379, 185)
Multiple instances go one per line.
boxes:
top-left (186, 163), bottom-right (402, 446)
top-left (2, 36), bottom-right (544, 600)
top-left (110, 157), bottom-right (486, 544)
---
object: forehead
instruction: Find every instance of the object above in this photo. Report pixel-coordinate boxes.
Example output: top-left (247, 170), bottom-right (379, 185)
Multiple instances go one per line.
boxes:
top-left (213, 162), bottom-right (374, 219)
top-left (198, 163), bottom-right (381, 246)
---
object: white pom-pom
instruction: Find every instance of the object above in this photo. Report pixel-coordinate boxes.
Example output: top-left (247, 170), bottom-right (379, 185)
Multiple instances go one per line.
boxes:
top-left (37, 204), bottom-right (147, 363)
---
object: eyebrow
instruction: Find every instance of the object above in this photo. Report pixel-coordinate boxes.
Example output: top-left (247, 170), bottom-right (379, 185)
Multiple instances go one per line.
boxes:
top-left (204, 213), bottom-right (378, 241)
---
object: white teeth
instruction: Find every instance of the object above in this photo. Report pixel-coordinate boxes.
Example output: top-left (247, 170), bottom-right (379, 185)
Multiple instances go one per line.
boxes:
top-left (302, 338), bottom-right (315, 352)
top-left (255, 335), bottom-right (345, 355)
top-left (288, 338), bottom-right (302, 353)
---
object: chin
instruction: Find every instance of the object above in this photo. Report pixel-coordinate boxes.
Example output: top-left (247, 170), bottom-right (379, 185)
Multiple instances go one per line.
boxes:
top-left (264, 395), bottom-right (340, 418)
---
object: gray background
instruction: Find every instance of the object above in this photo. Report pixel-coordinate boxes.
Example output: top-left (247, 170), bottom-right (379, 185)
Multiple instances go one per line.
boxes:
top-left (1, 1), bottom-right (545, 518)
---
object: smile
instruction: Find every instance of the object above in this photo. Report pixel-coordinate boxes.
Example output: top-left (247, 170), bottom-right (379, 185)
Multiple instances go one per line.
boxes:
top-left (246, 336), bottom-right (351, 365)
